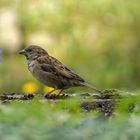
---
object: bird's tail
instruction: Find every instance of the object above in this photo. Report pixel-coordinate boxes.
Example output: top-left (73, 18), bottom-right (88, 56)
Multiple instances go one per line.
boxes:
top-left (80, 82), bottom-right (102, 93)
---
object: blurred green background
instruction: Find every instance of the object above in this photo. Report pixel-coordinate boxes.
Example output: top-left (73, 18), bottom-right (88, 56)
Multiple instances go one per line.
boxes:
top-left (0, 0), bottom-right (140, 93)
top-left (0, 1), bottom-right (140, 140)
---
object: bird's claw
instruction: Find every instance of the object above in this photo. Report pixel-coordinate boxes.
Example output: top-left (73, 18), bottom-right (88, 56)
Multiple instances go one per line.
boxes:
top-left (44, 93), bottom-right (69, 99)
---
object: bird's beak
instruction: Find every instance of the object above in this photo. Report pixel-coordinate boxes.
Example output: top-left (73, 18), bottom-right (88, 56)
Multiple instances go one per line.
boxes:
top-left (19, 49), bottom-right (25, 55)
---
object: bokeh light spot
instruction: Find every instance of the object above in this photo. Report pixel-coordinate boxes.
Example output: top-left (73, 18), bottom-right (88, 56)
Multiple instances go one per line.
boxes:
top-left (22, 82), bottom-right (38, 94)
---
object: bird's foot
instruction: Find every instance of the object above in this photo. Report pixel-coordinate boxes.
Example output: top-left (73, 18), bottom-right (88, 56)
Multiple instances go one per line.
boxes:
top-left (44, 93), bottom-right (69, 99)
top-left (44, 93), bottom-right (57, 99)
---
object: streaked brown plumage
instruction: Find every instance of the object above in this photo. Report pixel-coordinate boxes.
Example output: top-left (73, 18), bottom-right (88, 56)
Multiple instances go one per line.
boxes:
top-left (19, 45), bottom-right (101, 96)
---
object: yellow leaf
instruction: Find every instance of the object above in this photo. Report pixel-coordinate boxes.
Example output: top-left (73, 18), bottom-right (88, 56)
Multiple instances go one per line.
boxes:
top-left (43, 87), bottom-right (59, 94)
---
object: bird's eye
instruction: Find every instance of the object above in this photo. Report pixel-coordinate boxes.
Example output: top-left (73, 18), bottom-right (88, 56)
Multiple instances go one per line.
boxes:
top-left (28, 49), bottom-right (32, 52)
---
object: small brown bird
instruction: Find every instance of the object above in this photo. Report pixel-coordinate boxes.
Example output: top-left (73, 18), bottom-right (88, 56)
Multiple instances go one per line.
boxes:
top-left (19, 45), bottom-right (101, 96)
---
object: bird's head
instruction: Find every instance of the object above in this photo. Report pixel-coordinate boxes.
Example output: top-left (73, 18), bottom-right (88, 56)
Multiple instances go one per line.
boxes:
top-left (19, 45), bottom-right (48, 60)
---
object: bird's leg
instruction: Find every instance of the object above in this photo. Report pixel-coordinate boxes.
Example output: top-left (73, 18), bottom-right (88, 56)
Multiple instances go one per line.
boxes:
top-left (44, 89), bottom-right (56, 98)
top-left (44, 88), bottom-right (68, 99)
top-left (57, 89), bottom-right (69, 97)
top-left (58, 89), bottom-right (64, 94)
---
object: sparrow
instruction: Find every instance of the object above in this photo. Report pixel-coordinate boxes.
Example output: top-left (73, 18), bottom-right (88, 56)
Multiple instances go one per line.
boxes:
top-left (19, 45), bottom-right (101, 96)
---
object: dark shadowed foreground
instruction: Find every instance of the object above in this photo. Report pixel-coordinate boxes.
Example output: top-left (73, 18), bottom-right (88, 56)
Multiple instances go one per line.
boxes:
top-left (0, 89), bottom-right (140, 140)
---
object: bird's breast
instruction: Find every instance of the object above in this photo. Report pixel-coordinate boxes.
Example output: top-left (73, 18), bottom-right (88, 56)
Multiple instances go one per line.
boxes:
top-left (27, 60), bottom-right (58, 88)
top-left (28, 60), bottom-right (36, 73)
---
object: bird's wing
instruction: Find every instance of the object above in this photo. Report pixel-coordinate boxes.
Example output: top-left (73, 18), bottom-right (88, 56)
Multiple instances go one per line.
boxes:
top-left (37, 56), bottom-right (56, 73)
top-left (51, 56), bottom-right (85, 82)
top-left (37, 56), bottom-right (85, 82)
